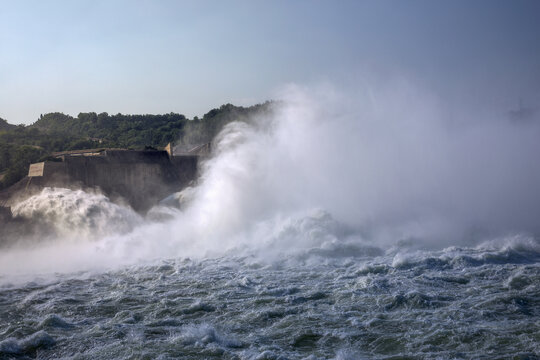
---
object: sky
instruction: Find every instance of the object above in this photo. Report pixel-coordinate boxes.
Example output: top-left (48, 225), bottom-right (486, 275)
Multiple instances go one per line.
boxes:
top-left (1, 0), bottom-right (539, 125)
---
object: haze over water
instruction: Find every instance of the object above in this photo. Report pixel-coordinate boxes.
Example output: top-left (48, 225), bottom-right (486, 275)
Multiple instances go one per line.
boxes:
top-left (1, 1), bottom-right (540, 359)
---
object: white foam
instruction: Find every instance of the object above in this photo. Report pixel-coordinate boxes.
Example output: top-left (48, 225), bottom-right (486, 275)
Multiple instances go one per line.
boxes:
top-left (11, 187), bottom-right (141, 240)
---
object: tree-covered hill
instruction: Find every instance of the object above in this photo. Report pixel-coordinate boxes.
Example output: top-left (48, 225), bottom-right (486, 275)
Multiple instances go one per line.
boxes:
top-left (0, 117), bottom-right (15, 131)
top-left (0, 102), bottom-right (273, 190)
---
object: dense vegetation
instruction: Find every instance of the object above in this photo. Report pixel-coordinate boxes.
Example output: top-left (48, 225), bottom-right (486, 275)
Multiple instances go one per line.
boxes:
top-left (0, 118), bottom-right (15, 131)
top-left (0, 102), bottom-right (273, 190)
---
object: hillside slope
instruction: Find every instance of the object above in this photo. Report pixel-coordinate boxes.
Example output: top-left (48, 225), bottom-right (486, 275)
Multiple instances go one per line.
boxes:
top-left (0, 102), bottom-right (274, 190)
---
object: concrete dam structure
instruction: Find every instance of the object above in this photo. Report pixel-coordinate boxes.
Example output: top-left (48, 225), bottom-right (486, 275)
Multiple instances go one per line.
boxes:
top-left (19, 146), bottom-right (201, 213)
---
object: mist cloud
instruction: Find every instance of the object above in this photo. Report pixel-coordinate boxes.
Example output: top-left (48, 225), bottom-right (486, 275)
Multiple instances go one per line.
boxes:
top-left (1, 79), bottom-right (539, 279)
top-left (175, 80), bottom-right (540, 248)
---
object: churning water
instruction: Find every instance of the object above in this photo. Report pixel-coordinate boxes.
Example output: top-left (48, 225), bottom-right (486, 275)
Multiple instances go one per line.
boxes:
top-left (1, 228), bottom-right (539, 359)
top-left (1, 84), bottom-right (539, 359)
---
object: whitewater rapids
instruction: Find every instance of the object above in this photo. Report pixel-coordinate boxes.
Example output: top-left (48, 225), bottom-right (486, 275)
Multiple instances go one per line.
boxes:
top-left (0, 230), bottom-right (539, 359)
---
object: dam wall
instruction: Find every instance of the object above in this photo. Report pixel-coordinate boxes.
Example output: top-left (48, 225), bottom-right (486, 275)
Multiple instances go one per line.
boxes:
top-left (23, 149), bottom-right (199, 212)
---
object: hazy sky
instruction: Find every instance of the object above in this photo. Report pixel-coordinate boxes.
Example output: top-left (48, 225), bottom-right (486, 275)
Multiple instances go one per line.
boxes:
top-left (1, 0), bottom-right (539, 124)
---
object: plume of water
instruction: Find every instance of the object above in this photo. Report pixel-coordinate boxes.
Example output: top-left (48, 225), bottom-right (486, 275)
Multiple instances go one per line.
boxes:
top-left (2, 79), bottom-right (540, 278)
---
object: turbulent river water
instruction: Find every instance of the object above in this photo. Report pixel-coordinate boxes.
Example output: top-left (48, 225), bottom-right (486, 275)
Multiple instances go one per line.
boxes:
top-left (0, 223), bottom-right (539, 359)
top-left (1, 85), bottom-right (540, 359)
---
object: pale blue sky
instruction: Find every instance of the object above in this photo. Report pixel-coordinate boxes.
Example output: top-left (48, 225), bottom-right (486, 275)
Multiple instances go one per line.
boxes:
top-left (1, 0), bottom-right (539, 124)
